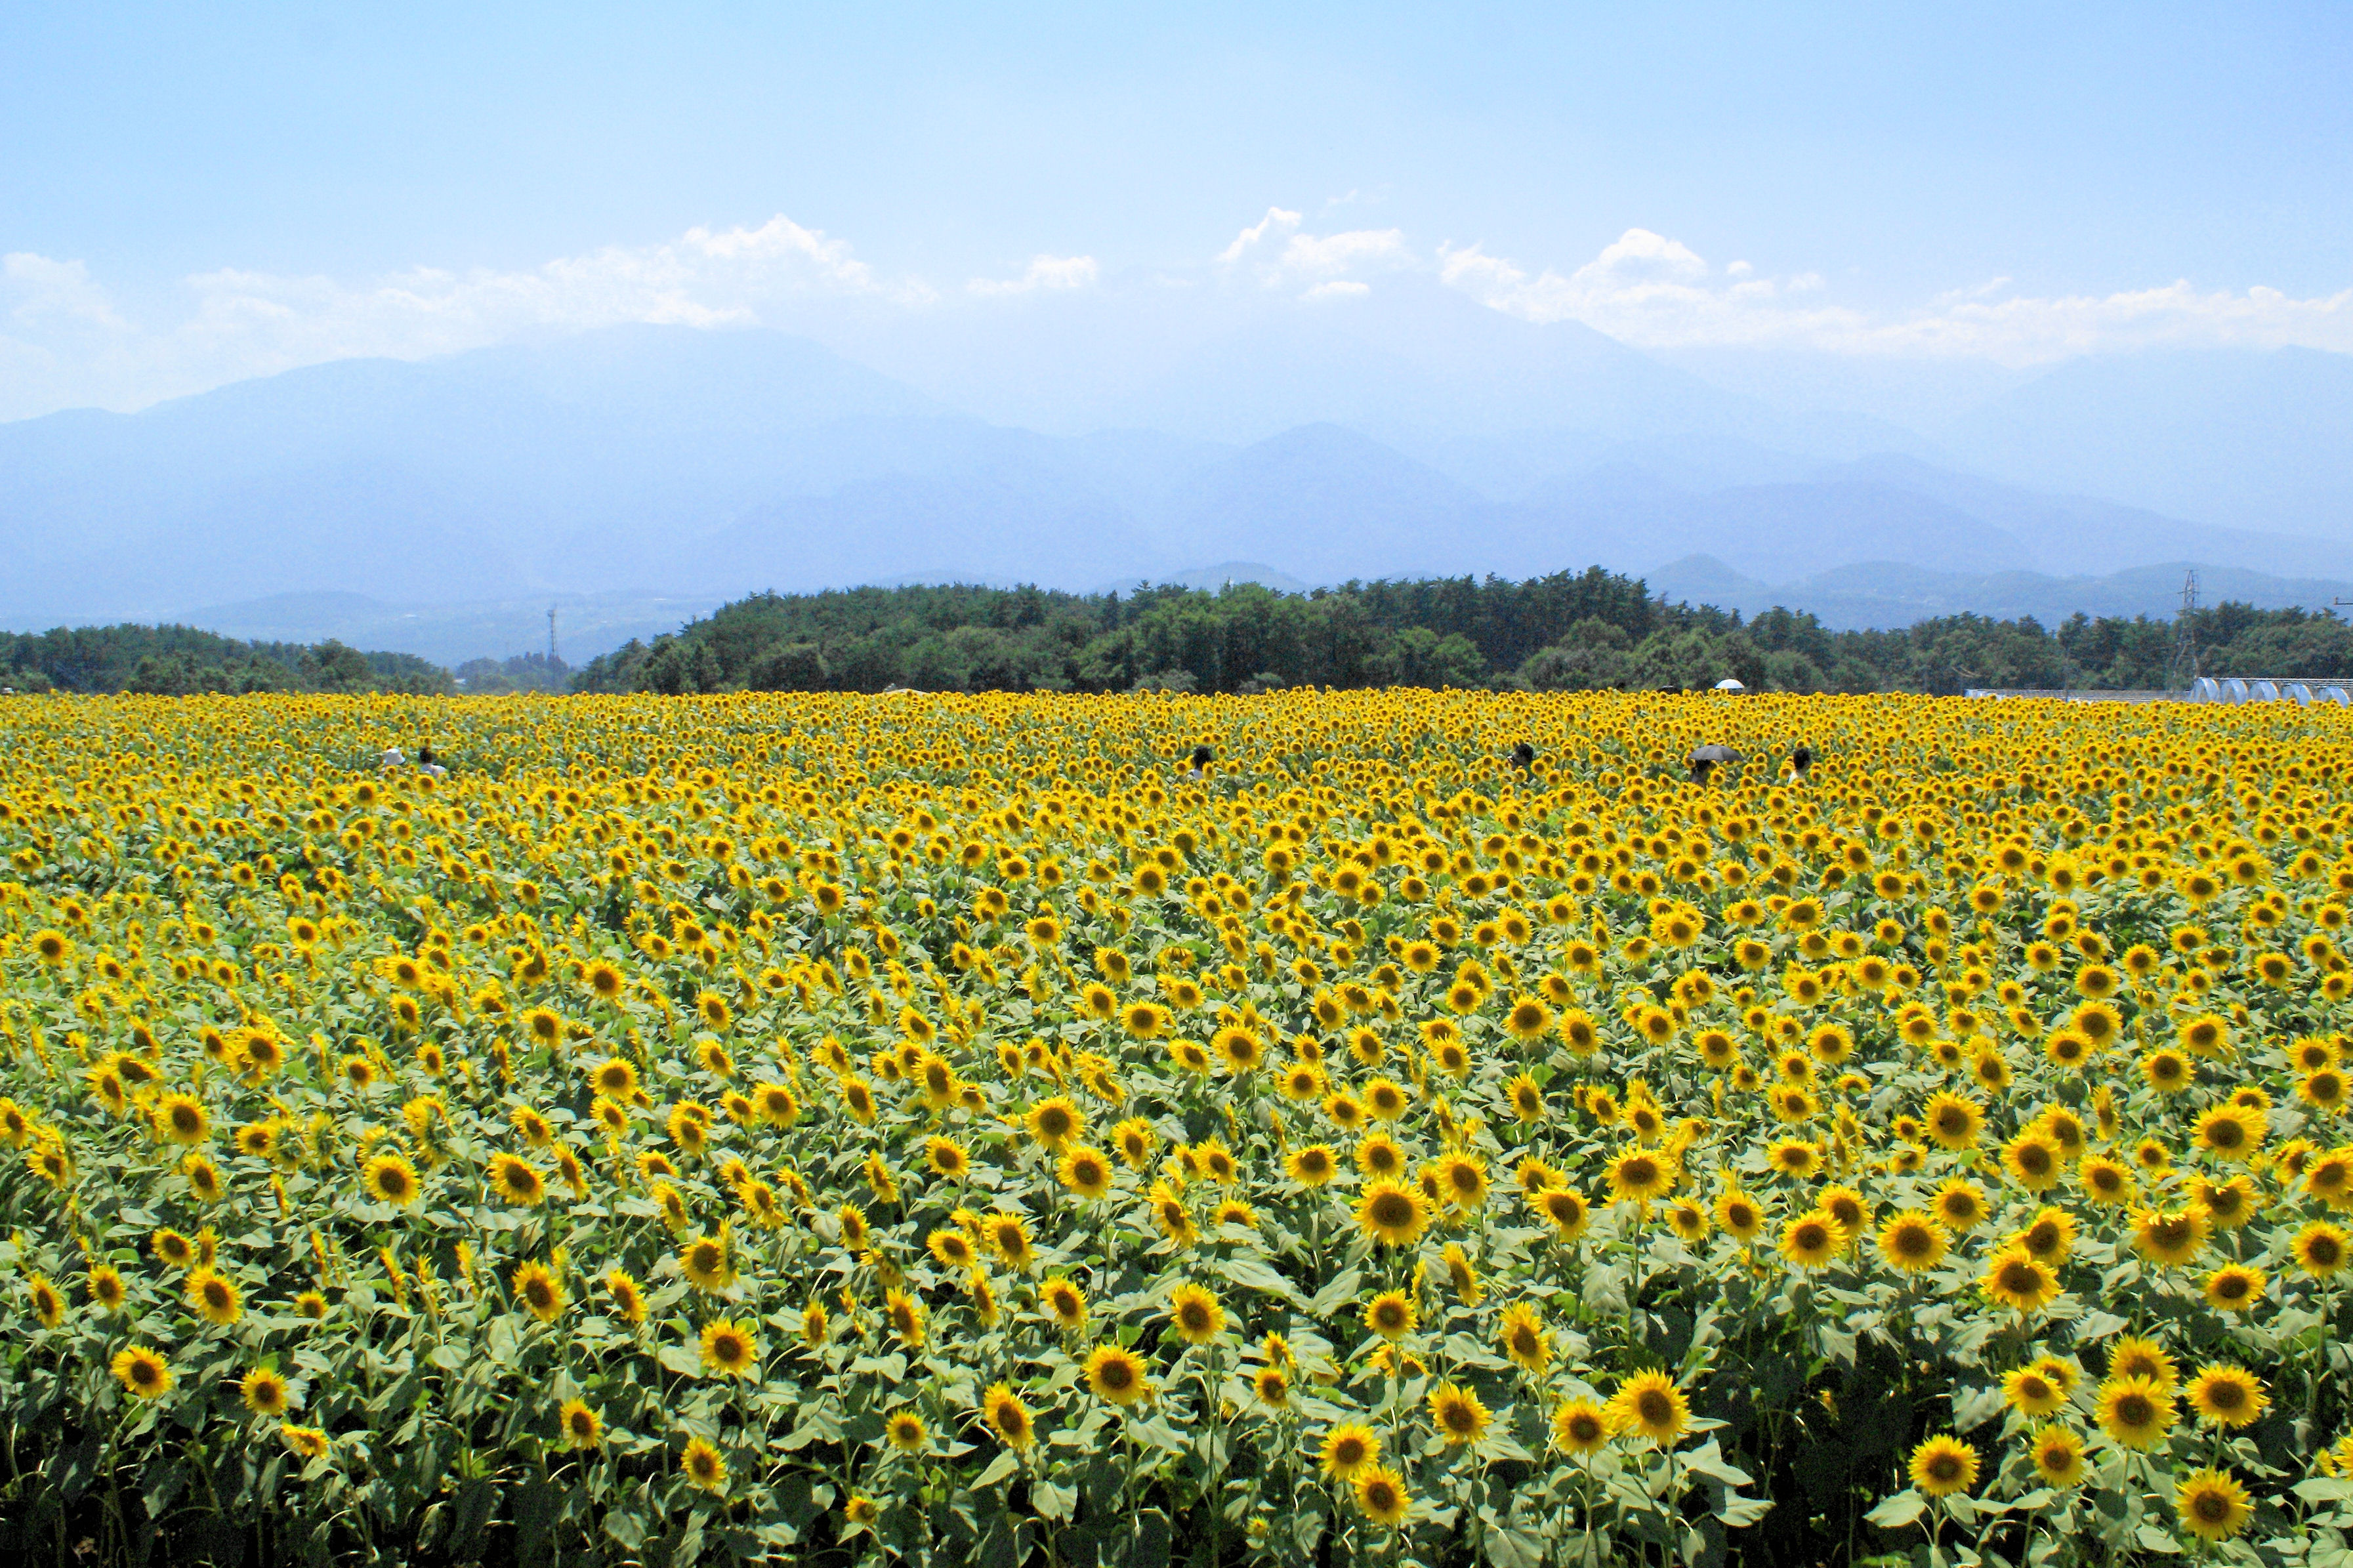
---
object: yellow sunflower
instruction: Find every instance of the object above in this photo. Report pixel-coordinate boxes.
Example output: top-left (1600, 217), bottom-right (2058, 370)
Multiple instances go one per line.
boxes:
top-left (1428, 1383), bottom-right (1490, 1446)
top-left (1778, 1210), bottom-right (1847, 1270)
top-left (1907, 1434), bottom-right (1978, 1498)
top-left (1980, 1249), bottom-right (2060, 1314)
top-left (1357, 1181), bottom-right (1429, 1248)
top-left (2028, 1425), bottom-right (2085, 1487)
top-left (2094, 1376), bottom-right (2176, 1450)
top-left (1352, 1465), bottom-right (1411, 1527)
top-left (1608, 1371), bottom-right (1690, 1446)
top-left (1168, 1283), bottom-right (1224, 1345)
top-left (1085, 1344), bottom-right (1152, 1407)
top-left (2184, 1365), bottom-right (2268, 1430)
top-left (698, 1318), bottom-right (758, 1378)
top-left (2175, 1469), bottom-right (2253, 1543)
top-left (982, 1382), bottom-right (1035, 1450)
top-left (1552, 1399), bottom-right (1611, 1456)
top-left (1318, 1422), bottom-right (1380, 1481)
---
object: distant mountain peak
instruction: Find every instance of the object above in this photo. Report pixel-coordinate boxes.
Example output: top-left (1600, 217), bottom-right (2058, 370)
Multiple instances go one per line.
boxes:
top-left (4, 323), bottom-right (2345, 637)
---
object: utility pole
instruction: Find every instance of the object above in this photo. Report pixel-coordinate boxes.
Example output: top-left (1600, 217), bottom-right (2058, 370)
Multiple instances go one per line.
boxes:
top-left (2169, 569), bottom-right (2199, 690)
top-left (548, 604), bottom-right (559, 667)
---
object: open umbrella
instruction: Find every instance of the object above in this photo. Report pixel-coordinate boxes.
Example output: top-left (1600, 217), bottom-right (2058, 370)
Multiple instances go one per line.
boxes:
top-left (1688, 744), bottom-right (1743, 765)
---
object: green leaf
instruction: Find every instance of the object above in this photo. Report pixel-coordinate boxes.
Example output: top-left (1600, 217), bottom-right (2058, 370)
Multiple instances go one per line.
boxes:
top-left (2134, 1523), bottom-right (2182, 1554)
top-left (449, 1479), bottom-right (499, 1547)
top-left (603, 1508), bottom-right (646, 1551)
top-left (1681, 1439), bottom-right (1753, 1488)
top-left (51, 1437), bottom-right (100, 1501)
top-left (1476, 1432), bottom-right (1535, 1464)
top-left (513, 1476), bottom-right (558, 1568)
top-left (485, 1317), bottom-right (518, 1367)
top-left (1950, 1384), bottom-right (2005, 1432)
top-left (1444, 1331), bottom-right (1512, 1371)
top-left (1128, 1414), bottom-right (1191, 1453)
top-left (978, 1516), bottom-right (1022, 1568)
top-left (1304, 1269), bottom-right (1362, 1317)
top-left (975, 1449), bottom-right (1021, 1489)
top-left (658, 1343), bottom-right (705, 1378)
top-left (141, 1459), bottom-right (188, 1520)
top-left (1102, 1508), bottom-right (1171, 1568)
top-left (1220, 1254), bottom-right (1302, 1304)
top-left (2074, 1310), bottom-right (2130, 1339)
top-left (1484, 1523), bottom-right (1547, 1568)
top-left (1863, 1490), bottom-right (1927, 1529)
top-left (766, 1470), bottom-right (818, 1538)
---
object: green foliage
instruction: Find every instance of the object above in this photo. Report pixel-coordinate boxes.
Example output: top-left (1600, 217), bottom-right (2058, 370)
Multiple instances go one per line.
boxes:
top-left (454, 653), bottom-right (572, 695)
top-left (1, 626), bottom-right (452, 697)
top-left (570, 571), bottom-right (1721, 695)
top-left (570, 571), bottom-right (2353, 698)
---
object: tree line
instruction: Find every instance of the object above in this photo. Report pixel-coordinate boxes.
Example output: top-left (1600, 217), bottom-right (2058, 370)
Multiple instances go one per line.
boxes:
top-left (9, 571), bottom-right (2346, 698)
top-left (0, 625), bottom-right (452, 695)
top-left (567, 570), bottom-right (2353, 697)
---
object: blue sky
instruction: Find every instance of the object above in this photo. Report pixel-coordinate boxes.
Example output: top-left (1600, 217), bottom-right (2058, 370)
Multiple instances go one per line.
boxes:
top-left (3, 2), bottom-right (2349, 418)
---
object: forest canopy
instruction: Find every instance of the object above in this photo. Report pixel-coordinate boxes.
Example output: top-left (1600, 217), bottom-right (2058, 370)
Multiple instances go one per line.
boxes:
top-left (9, 568), bottom-right (2348, 698)
top-left (0, 625), bottom-right (451, 696)
top-left (566, 569), bottom-right (2353, 697)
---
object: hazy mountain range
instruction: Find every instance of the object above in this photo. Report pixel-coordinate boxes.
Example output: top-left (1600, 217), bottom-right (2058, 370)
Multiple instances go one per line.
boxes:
top-left (3, 297), bottom-right (2350, 663)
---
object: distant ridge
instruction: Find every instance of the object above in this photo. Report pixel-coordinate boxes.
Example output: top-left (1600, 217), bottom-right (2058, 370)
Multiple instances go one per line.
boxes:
top-left (1097, 562), bottom-right (1311, 595)
top-left (175, 590), bottom-right (726, 669)
top-left (4, 324), bottom-right (2346, 634)
top-left (1646, 556), bottom-right (2353, 630)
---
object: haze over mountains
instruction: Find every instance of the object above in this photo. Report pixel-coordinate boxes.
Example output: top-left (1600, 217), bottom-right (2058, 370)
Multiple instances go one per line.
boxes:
top-left (4, 285), bottom-right (2350, 663)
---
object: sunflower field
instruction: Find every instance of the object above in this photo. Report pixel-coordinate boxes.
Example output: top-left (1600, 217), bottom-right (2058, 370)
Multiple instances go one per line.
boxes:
top-left (5, 690), bottom-right (2353, 1567)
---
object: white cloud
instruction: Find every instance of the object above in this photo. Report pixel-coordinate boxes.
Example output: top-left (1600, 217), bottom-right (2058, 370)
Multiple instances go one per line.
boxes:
top-left (1277, 228), bottom-right (1409, 279)
top-left (172, 214), bottom-right (923, 365)
top-left (967, 253), bottom-right (1100, 297)
top-left (1441, 227), bottom-right (2353, 362)
top-left (0, 217), bottom-right (936, 419)
top-left (1215, 207), bottom-right (1301, 265)
top-left (1214, 204), bottom-right (1411, 295)
top-left (4, 252), bottom-right (129, 330)
top-left (6, 211), bottom-right (2350, 422)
